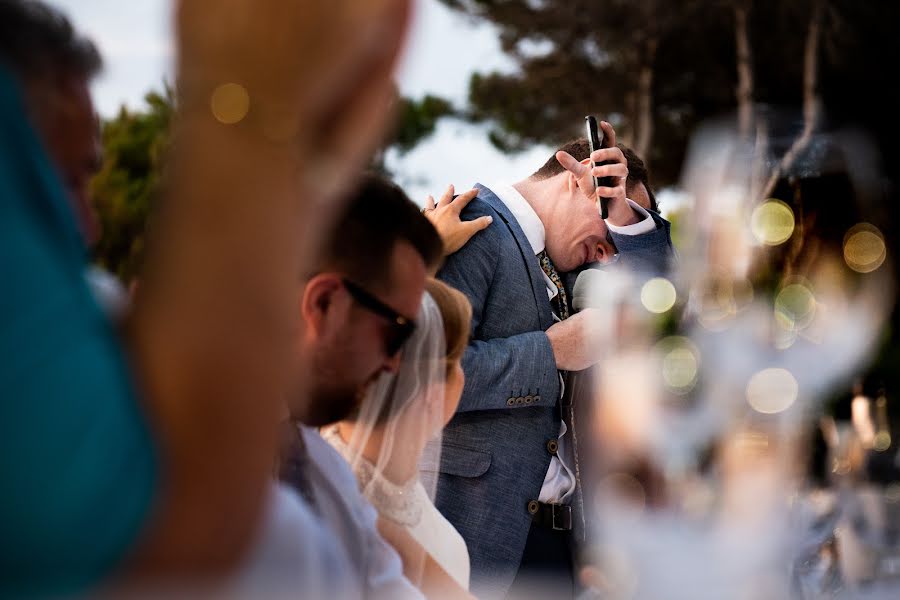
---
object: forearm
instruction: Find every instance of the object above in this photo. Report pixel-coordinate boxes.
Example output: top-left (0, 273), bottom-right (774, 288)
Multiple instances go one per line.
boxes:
top-left (456, 331), bottom-right (560, 413)
top-left (126, 113), bottom-right (312, 573)
top-left (420, 557), bottom-right (475, 600)
top-left (376, 518), bottom-right (470, 599)
top-left (609, 215), bottom-right (674, 275)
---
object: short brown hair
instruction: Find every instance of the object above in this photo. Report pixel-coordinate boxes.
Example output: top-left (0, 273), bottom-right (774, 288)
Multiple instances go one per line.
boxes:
top-left (619, 145), bottom-right (658, 213)
top-left (530, 139), bottom-right (658, 213)
top-left (425, 278), bottom-right (471, 376)
top-left (317, 173), bottom-right (443, 291)
top-left (531, 139), bottom-right (592, 181)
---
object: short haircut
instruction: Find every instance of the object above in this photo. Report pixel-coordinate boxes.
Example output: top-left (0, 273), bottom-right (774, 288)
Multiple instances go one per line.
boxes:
top-left (317, 173), bottom-right (443, 291)
top-left (0, 1), bottom-right (102, 85)
top-left (531, 138), bottom-right (592, 181)
top-left (425, 278), bottom-right (472, 376)
top-left (619, 144), bottom-right (658, 213)
top-left (530, 139), bottom-right (659, 213)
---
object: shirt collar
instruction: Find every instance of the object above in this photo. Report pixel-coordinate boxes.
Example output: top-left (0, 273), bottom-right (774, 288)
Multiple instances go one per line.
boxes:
top-left (489, 182), bottom-right (546, 255)
top-left (489, 182), bottom-right (559, 302)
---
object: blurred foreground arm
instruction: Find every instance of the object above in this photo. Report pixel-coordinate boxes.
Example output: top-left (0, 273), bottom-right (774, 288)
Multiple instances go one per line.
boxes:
top-left (124, 0), bottom-right (411, 577)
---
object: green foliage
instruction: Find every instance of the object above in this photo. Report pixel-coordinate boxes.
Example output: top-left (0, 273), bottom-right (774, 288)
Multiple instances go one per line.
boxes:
top-left (90, 86), bottom-right (174, 282)
top-left (392, 94), bottom-right (455, 153)
top-left (439, 0), bottom-right (900, 189)
top-left (440, 0), bottom-right (710, 169)
top-left (91, 85), bottom-right (454, 274)
top-left (371, 92), bottom-right (456, 175)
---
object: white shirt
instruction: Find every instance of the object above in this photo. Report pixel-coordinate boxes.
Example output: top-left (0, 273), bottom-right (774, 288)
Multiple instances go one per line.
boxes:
top-left (299, 425), bottom-right (423, 599)
top-left (232, 483), bottom-right (355, 598)
top-left (490, 183), bottom-right (653, 504)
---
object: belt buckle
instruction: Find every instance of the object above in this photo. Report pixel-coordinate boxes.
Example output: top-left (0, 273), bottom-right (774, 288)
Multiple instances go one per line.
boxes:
top-left (551, 504), bottom-right (572, 531)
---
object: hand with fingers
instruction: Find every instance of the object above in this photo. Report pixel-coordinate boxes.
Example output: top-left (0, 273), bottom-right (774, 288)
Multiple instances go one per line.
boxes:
top-left (555, 121), bottom-right (640, 227)
top-left (423, 185), bottom-right (494, 256)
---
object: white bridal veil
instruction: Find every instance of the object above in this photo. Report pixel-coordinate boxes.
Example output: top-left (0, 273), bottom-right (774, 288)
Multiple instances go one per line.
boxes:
top-left (342, 290), bottom-right (447, 506)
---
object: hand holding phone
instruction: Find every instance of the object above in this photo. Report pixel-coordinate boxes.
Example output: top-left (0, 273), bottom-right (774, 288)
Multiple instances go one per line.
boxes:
top-left (585, 116), bottom-right (616, 219)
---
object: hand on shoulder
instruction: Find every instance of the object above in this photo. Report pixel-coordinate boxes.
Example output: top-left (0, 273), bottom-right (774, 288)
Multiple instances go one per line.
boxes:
top-left (423, 185), bottom-right (493, 256)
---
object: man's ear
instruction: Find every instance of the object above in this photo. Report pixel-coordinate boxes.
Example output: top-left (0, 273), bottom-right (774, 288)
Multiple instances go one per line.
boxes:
top-left (300, 274), bottom-right (344, 340)
top-left (555, 150), bottom-right (591, 176)
top-left (569, 169), bottom-right (580, 192)
top-left (575, 157), bottom-right (594, 189)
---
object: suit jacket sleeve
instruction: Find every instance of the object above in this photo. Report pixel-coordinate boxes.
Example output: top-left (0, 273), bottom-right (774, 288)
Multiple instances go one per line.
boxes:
top-left (609, 210), bottom-right (675, 276)
top-left (437, 209), bottom-right (560, 414)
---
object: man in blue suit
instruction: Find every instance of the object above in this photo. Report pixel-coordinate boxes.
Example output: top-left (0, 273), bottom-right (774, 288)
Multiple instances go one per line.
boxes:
top-left (432, 122), bottom-right (673, 598)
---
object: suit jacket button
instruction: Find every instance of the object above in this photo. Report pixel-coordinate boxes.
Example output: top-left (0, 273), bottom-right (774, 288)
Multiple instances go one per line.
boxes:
top-left (524, 395), bottom-right (533, 404)
top-left (546, 439), bottom-right (559, 455)
top-left (527, 500), bottom-right (539, 515)
top-left (507, 397), bottom-right (515, 406)
top-left (534, 394), bottom-right (542, 403)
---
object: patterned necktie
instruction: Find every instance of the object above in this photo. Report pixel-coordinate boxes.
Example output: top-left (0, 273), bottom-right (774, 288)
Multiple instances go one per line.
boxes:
top-left (537, 249), bottom-right (569, 320)
top-left (539, 249), bottom-right (584, 537)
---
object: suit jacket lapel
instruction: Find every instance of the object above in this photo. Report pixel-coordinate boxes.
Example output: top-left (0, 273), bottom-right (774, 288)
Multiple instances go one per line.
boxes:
top-left (475, 183), bottom-right (554, 329)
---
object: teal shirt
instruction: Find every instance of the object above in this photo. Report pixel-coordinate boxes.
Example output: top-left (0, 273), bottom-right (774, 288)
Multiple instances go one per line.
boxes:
top-left (0, 68), bottom-right (158, 597)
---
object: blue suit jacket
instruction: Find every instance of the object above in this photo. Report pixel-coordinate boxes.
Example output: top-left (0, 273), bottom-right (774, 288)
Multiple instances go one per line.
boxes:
top-left (431, 184), bottom-right (673, 598)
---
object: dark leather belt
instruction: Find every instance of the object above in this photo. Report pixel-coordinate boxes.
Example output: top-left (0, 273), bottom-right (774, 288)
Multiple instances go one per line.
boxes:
top-left (527, 500), bottom-right (572, 531)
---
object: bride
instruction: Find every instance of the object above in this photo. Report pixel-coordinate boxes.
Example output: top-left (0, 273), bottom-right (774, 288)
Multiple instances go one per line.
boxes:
top-left (323, 277), bottom-right (472, 596)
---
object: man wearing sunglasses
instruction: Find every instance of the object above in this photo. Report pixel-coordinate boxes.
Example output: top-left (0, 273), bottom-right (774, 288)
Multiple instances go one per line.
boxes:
top-left (291, 175), bottom-right (443, 427)
top-left (280, 173), bottom-right (443, 598)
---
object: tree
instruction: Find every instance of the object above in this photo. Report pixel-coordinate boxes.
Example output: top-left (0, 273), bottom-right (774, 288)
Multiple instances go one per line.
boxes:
top-left (439, 0), bottom-right (900, 189)
top-left (732, 0), bottom-right (754, 138)
top-left (90, 86), bottom-right (174, 283)
top-left (372, 92), bottom-right (456, 174)
top-left (440, 0), bottom-right (722, 182)
top-left (90, 85), bottom-right (454, 280)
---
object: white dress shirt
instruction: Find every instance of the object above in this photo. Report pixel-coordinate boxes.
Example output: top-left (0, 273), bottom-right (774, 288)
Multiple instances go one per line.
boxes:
top-left (490, 183), bottom-right (653, 504)
top-left (299, 425), bottom-right (423, 599)
top-left (232, 483), bottom-right (356, 598)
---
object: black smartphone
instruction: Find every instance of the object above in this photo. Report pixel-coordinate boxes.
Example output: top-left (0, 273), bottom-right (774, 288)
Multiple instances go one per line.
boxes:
top-left (585, 115), bottom-right (615, 219)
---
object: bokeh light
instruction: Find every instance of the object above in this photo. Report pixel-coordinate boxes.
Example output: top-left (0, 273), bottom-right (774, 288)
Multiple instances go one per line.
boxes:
top-left (774, 282), bottom-right (816, 331)
top-left (695, 273), bottom-right (754, 331)
top-left (657, 336), bottom-right (700, 394)
top-left (211, 83), bottom-right (250, 125)
top-left (886, 483), bottom-right (900, 504)
top-left (843, 223), bottom-right (886, 273)
top-left (873, 431), bottom-right (892, 452)
top-left (750, 199), bottom-right (795, 246)
top-left (746, 368), bottom-right (798, 414)
top-left (641, 277), bottom-right (677, 314)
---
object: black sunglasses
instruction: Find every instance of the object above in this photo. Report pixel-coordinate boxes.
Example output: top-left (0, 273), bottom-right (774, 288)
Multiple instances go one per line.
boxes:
top-left (341, 278), bottom-right (417, 356)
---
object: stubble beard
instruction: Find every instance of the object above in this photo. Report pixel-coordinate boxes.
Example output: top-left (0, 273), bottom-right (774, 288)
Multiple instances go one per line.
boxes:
top-left (303, 369), bottom-right (383, 427)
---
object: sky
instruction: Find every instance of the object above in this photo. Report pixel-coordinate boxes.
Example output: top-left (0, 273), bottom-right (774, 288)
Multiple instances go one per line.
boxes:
top-left (50, 0), bottom-right (681, 212)
top-left (49, 0), bottom-right (557, 205)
